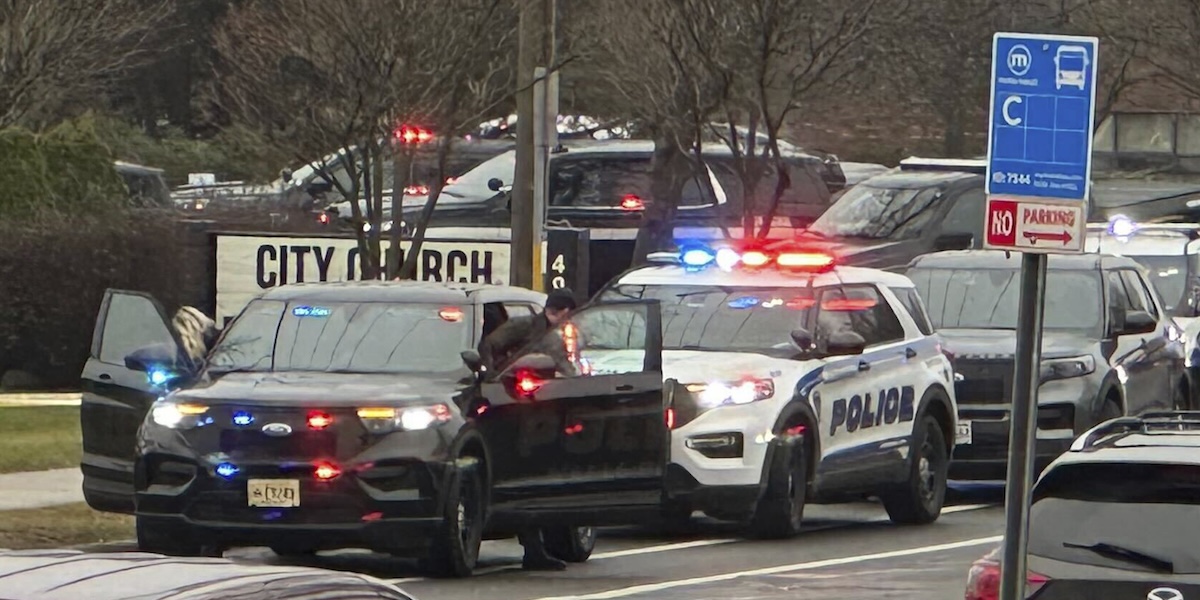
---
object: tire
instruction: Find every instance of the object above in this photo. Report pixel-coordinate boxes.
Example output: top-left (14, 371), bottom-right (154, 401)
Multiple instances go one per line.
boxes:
top-left (881, 415), bottom-right (948, 525)
top-left (746, 437), bottom-right (807, 539)
top-left (136, 516), bottom-right (216, 557)
top-left (543, 526), bottom-right (596, 563)
top-left (421, 458), bottom-right (485, 578)
top-left (1099, 397), bottom-right (1122, 422)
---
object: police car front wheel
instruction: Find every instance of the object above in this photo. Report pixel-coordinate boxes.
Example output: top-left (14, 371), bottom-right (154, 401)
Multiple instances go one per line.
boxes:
top-left (747, 436), bottom-right (807, 539)
top-left (421, 458), bottom-right (485, 577)
top-left (881, 415), bottom-right (948, 525)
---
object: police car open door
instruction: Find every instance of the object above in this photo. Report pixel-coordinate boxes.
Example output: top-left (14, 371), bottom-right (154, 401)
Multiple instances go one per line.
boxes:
top-left (79, 289), bottom-right (195, 514)
top-left (478, 300), bottom-right (667, 521)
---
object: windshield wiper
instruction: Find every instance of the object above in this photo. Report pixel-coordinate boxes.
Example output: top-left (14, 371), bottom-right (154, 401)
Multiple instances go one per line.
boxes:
top-left (1063, 541), bottom-right (1175, 573)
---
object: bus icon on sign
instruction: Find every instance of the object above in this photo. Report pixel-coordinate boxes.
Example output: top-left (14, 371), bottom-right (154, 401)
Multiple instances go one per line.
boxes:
top-left (1055, 45), bottom-right (1089, 90)
top-left (1007, 44), bottom-right (1031, 76)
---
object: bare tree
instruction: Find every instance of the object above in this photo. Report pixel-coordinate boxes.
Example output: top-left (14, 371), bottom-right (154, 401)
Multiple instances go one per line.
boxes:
top-left (685, 0), bottom-right (893, 239)
top-left (212, 0), bottom-right (515, 280)
top-left (0, 0), bottom-right (175, 129)
top-left (567, 0), bottom-right (728, 262)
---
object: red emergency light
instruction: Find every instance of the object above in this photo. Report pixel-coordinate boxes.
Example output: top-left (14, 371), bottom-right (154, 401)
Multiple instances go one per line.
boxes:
top-left (620, 195), bottom-right (645, 211)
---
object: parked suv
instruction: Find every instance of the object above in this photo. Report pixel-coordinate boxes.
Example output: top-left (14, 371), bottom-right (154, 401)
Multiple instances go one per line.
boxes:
top-left (905, 250), bottom-right (1189, 481)
top-left (965, 411), bottom-right (1200, 599)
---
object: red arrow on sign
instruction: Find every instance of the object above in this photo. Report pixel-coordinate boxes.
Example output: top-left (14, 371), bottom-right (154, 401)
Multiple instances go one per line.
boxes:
top-left (1022, 230), bottom-right (1073, 245)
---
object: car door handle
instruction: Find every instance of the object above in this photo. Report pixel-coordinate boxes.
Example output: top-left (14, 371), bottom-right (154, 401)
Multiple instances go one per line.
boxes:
top-left (615, 384), bottom-right (635, 392)
top-left (858, 361), bottom-right (871, 372)
top-left (905, 347), bottom-right (918, 359)
top-left (99, 373), bottom-right (112, 381)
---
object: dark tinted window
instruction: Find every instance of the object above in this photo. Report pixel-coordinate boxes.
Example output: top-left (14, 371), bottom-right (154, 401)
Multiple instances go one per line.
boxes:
top-left (939, 187), bottom-right (985, 235)
top-left (599, 284), bottom-right (814, 355)
top-left (907, 267), bottom-right (1103, 335)
top-left (707, 157), bottom-right (831, 214)
top-left (807, 183), bottom-right (947, 239)
top-left (894, 287), bottom-right (934, 335)
top-left (549, 157), bottom-right (712, 208)
top-left (207, 300), bottom-right (472, 374)
top-left (1029, 462), bottom-right (1200, 574)
top-left (99, 294), bottom-right (176, 365)
top-left (815, 286), bottom-right (905, 347)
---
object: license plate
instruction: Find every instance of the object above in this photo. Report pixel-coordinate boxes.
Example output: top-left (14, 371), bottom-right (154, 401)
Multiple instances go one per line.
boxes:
top-left (956, 420), bottom-right (973, 445)
top-left (247, 479), bottom-right (300, 507)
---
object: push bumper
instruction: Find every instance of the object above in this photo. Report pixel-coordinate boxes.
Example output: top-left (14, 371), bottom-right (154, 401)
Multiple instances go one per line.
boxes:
top-left (135, 451), bottom-right (454, 554)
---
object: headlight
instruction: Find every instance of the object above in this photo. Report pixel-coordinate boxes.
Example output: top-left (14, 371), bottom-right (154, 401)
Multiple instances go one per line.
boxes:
top-left (685, 378), bottom-right (775, 408)
top-left (150, 401), bottom-right (210, 429)
top-left (1040, 355), bottom-right (1095, 382)
top-left (357, 404), bottom-right (452, 434)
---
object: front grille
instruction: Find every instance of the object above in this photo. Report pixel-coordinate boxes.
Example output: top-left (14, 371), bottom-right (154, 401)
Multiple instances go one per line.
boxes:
top-left (219, 430), bottom-right (337, 460)
top-left (955, 359), bottom-right (1013, 405)
top-left (186, 490), bottom-right (364, 525)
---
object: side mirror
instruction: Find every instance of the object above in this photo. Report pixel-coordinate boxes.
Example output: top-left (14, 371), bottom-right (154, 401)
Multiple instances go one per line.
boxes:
top-left (934, 232), bottom-right (974, 251)
top-left (825, 331), bottom-right (868, 357)
top-left (124, 343), bottom-right (191, 385)
top-left (487, 177), bottom-right (504, 192)
top-left (1120, 310), bottom-right (1157, 335)
top-left (460, 349), bottom-right (483, 372)
top-left (790, 328), bottom-right (814, 351)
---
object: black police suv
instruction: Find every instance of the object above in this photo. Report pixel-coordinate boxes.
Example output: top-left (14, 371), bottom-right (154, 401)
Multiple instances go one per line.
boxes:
top-left (905, 250), bottom-right (1189, 481)
top-left (965, 411), bottom-right (1200, 599)
top-left (80, 282), bottom-right (672, 576)
top-left (797, 158), bottom-right (1107, 271)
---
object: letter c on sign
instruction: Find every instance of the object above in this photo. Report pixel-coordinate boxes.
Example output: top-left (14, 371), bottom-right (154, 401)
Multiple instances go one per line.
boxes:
top-left (1002, 96), bottom-right (1023, 127)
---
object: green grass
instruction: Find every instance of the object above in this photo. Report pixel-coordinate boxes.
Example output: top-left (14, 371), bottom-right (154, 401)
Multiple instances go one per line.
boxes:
top-left (0, 503), bottom-right (133, 549)
top-left (0, 406), bottom-right (81, 474)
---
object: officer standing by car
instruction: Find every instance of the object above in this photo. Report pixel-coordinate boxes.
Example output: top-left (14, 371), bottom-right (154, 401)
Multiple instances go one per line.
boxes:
top-left (478, 287), bottom-right (579, 571)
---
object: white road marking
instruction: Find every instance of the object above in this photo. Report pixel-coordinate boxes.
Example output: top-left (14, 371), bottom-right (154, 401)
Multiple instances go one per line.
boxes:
top-left (384, 503), bottom-right (996, 585)
top-left (530, 535), bottom-right (1004, 599)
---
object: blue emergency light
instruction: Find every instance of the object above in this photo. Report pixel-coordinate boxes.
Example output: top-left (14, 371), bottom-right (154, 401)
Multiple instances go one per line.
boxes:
top-left (215, 462), bottom-right (239, 479)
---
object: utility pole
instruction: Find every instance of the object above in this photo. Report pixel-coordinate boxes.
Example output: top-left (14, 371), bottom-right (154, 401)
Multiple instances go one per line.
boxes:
top-left (509, 0), bottom-right (542, 289)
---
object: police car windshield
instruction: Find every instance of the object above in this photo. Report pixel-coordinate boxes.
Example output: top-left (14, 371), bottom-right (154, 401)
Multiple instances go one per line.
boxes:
top-left (807, 182), bottom-right (944, 239)
top-left (600, 284), bottom-right (813, 355)
top-left (1028, 462), bottom-right (1200, 574)
top-left (206, 300), bottom-right (471, 374)
top-left (907, 267), bottom-right (1103, 335)
top-left (1126, 255), bottom-right (1188, 311)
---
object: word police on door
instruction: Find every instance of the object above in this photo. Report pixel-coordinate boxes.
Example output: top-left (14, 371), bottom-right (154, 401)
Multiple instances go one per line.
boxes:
top-left (215, 234), bottom-right (511, 325)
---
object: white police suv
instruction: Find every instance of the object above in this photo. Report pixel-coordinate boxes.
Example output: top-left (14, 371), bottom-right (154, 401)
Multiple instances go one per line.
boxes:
top-left (594, 242), bottom-right (960, 538)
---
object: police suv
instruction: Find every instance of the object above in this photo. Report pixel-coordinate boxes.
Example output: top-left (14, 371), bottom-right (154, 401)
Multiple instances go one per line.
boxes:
top-left (595, 242), bottom-right (960, 537)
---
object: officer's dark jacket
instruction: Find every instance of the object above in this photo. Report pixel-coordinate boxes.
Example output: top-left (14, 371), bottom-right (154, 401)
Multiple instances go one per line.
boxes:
top-left (478, 313), bottom-right (575, 375)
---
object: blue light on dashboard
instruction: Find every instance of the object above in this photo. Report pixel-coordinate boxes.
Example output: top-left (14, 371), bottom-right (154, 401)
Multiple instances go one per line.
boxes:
top-left (1107, 214), bottom-right (1137, 238)
top-left (148, 370), bottom-right (169, 386)
top-left (293, 306), bottom-right (332, 317)
top-left (215, 462), bottom-right (239, 479)
top-left (232, 411), bottom-right (254, 426)
top-left (728, 296), bottom-right (760, 309)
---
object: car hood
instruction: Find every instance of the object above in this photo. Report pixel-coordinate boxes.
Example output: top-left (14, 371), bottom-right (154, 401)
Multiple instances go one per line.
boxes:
top-left (585, 349), bottom-right (810, 383)
top-left (937, 328), bottom-right (1099, 360)
top-left (172, 371), bottom-right (466, 404)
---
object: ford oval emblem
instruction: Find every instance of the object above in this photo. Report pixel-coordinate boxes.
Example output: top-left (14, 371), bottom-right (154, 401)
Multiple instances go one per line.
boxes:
top-left (261, 422), bottom-right (293, 437)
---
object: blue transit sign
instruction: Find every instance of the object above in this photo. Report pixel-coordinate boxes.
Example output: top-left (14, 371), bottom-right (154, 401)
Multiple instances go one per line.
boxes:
top-left (986, 32), bottom-right (1099, 201)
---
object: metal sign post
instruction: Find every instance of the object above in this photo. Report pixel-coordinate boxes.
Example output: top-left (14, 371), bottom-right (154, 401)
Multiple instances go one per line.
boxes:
top-left (982, 32), bottom-right (1099, 600)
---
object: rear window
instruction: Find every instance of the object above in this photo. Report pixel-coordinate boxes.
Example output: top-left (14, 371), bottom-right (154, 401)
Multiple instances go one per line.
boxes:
top-left (1028, 462), bottom-right (1200, 574)
top-left (549, 157), bottom-right (714, 208)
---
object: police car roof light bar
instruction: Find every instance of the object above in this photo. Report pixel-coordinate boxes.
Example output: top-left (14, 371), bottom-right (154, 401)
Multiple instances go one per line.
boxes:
top-left (1106, 214), bottom-right (1138, 237)
top-left (898, 156), bottom-right (987, 175)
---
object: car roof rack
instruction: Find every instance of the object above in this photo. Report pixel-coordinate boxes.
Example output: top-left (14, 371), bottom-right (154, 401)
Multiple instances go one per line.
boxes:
top-left (1070, 411), bottom-right (1200, 451)
top-left (898, 156), bottom-right (987, 175)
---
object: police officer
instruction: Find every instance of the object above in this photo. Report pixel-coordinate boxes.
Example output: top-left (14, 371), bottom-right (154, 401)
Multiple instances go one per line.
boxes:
top-left (479, 287), bottom-right (578, 372)
top-left (477, 287), bottom-right (579, 571)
